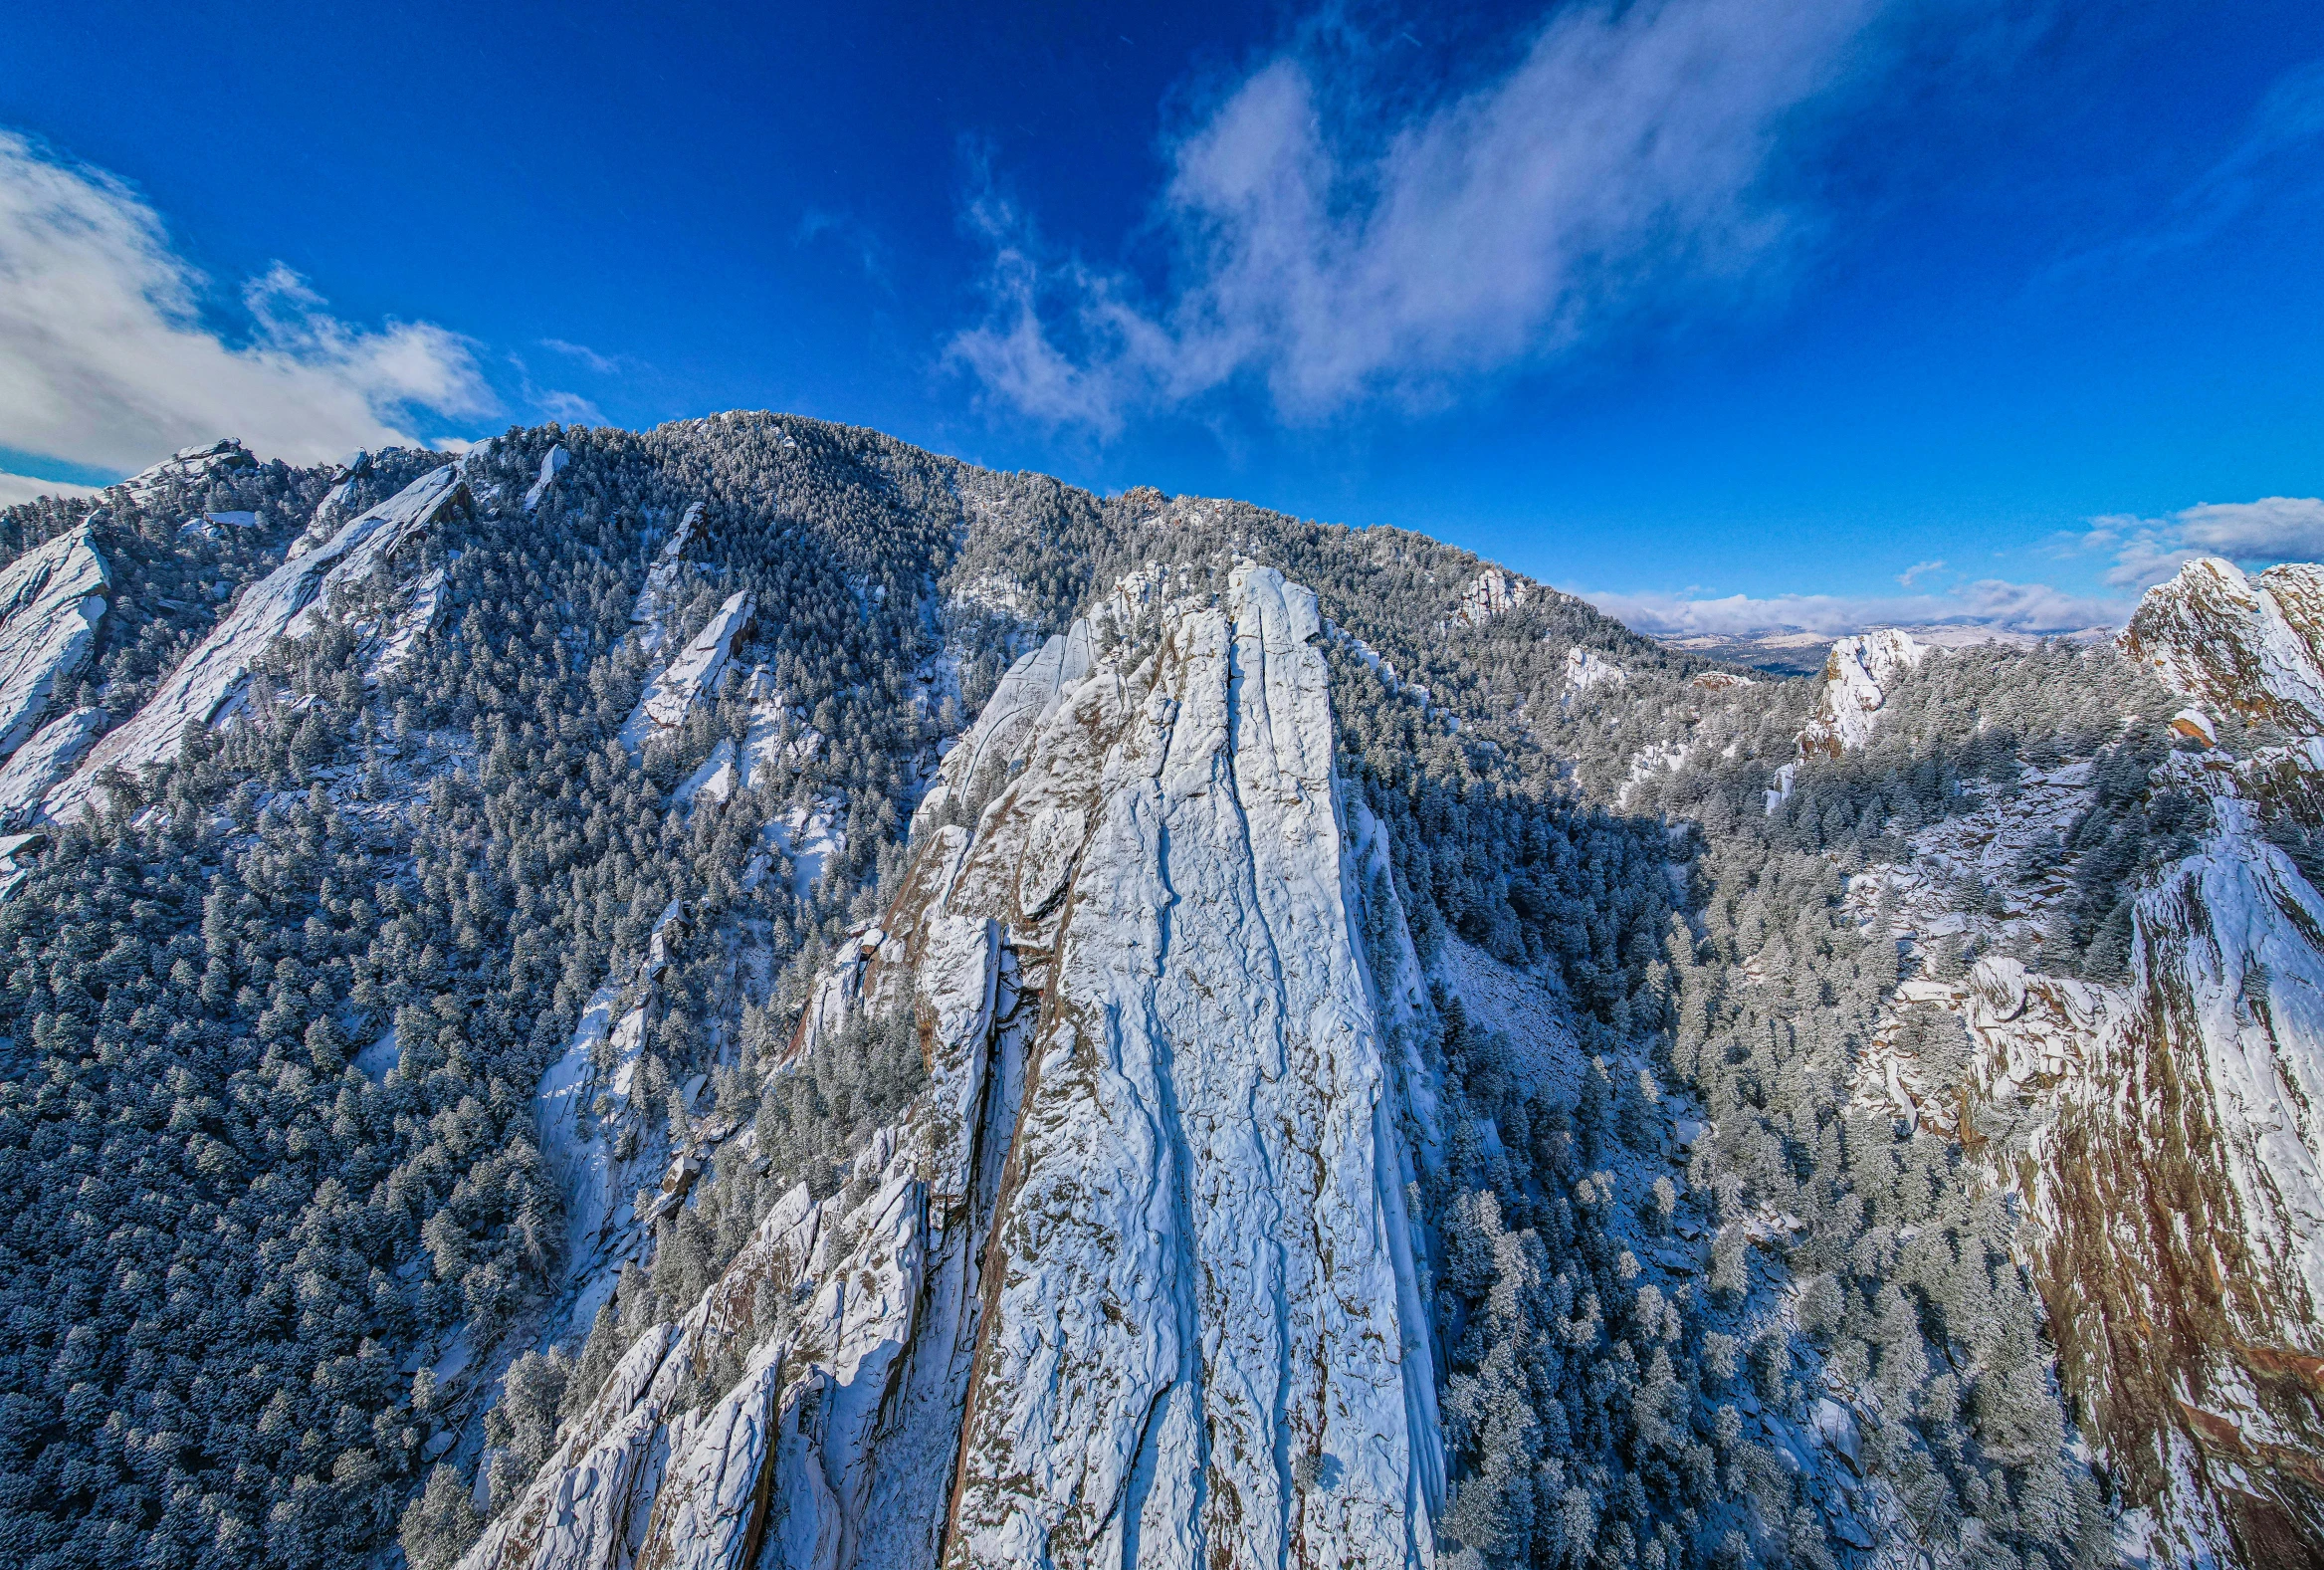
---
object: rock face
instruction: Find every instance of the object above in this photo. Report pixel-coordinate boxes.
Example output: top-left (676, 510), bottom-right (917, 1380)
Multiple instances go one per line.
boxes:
top-left (1454, 566), bottom-right (1528, 625)
top-left (465, 564), bottom-right (1442, 1570)
top-left (45, 464), bottom-right (469, 823)
top-left (1796, 628), bottom-right (1925, 756)
top-left (525, 445), bottom-right (572, 512)
top-left (1862, 571), bottom-right (2324, 1564)
top-left (619, 591), bottom-right (755, 755)
top-left (119, 438), bottom-right (256, 499)
top-left (0, 528), bottom-right (108, 761)
top-left (1563, 646), bottom-right (1624, 693)
top-left (0, 708), bottom-right (106, 829)
top-left (2123, 557), bottom-right (2324, 735)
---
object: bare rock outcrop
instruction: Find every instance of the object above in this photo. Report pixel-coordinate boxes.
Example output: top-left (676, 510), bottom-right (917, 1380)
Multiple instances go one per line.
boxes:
top-left (463, 563), bottom-right (1443, 1570)
top-left (1796, 628), bottom-right (1925, 757)
top-left (0, 527), bottom-right (108, 761)
top-left (2123, 557), bottom-right (2324, 735)
top-left (619, 590), bottom-right (754, 756)
top-left (45, 464), bottom-right (469, 822)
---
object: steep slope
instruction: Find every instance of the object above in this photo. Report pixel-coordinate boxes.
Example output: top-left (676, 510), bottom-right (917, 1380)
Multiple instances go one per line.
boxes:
top-left (459, 563), bottom-right (1444, 1570)
top-left (2122, 557), bottom-right (2324, 735)
top-left (1808, 561), bottom-right (2324, 1565)
top-left (4, 413), bottom-right (2288, 1570)
top-left (0, 526), bottom-right (108, 761)
top-left (44, 463), bottom-right (470, 823)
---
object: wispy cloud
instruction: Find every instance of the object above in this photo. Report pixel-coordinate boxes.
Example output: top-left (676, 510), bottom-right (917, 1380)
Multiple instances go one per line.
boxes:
top-left (0, 470), bottom-right (102, 508)
top-left (505, 353), bottom-right (606, 427)
top-left (1585, 575), bottom-right (2125, 637)
top-left (1896, 559), bottom-right (1946, 586)
top-left (0, 130), bottom-right (497, 471)
top-left (2062, 495), bottom-right (2324, 588)
top-left (2051, 58), bottom-right (2324, 277)
top-left (950, 0), bottom-right (1885, 432)
top-left (540, 336), bottom-right (620, 374)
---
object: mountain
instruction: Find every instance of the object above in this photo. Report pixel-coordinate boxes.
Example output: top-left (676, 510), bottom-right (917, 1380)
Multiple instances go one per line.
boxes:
top-left (1655, 626), bottom-right (2106, 680)
top-left (0, 417), bottom-right (2314, 1570)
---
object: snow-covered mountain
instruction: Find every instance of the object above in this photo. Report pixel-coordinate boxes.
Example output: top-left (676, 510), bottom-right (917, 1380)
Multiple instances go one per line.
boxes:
top-left (0, 422), bottom-right (2317, 1570)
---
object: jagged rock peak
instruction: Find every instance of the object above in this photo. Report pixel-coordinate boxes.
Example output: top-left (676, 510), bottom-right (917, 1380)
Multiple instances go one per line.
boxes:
top-left (119, 437), bottom-right (257, 498)
top-left (1797, 627), bottom-right (1925, 757)
top-left (2123, 555), bottom-right (2324, 734)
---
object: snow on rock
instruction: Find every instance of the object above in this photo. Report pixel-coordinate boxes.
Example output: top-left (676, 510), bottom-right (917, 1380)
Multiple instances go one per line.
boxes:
top-left (1854, 739), bottom-right (2324, 1559)
top-left (1617, 740), bottom-right (1691, 806)
top-left (524, 444), bottom-right (571, 512)
top-left (2123, 557), bottom-right (2324, 734)
top-left (674, 672), bottom-right (821, 812)
top-left (288, 451), bottom-right (376, 563)
top-left (620, 591), bottom-right (753, 756)
top-left (119, 437), bottom-right (255, 499)
top-left (631, 502), bottom-right (708, 656)
top-left (535, 900), bottom-right (691, 1284)
top-left (369, 566), bottom-right (448, 684)
top-left (44, 465), bottom-right (469, 823)
top-left (1796, 629), bottom-right (1926, 757)
top-left (0, 527), bottom-right (108, 761)
top-left (472, 563), bottom-right (1443, 1570)
top-left (2170, 707), bottom-right (2219, 746)
top-left (0, 707), bottom-right (106, 829)
top-left (1564, 645), bottom-right (1625, 692)
top-left (907, 618), bottom-right (1092, 833)
top-left (1454, 565), bottom-right (1529, 625)
top-left (940, 561), bottom-right (1439, 1567)
top-left (1763, 760), bottom-right (1798, 814)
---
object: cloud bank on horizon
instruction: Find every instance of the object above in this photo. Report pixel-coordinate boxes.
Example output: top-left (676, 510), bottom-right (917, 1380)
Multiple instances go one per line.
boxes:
top-left (1582, 576), bottom-right (2128, 639)
top-left (1583, 495), bottom-right (2324, 638)
top-left (0, 129), bottom-right (498, 493)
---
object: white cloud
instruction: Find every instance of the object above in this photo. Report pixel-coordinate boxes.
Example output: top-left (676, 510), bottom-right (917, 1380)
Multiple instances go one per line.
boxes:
top-left (951, 0), bottom-right (1883, 429)
top-left (1585, 575), bottom-right (2124, 637)
top-left (2065, 496), bottom-right (2324, 589)
top-left (0, 130), bottom-right (498, 473)
top-left (539, 337), bottom-right (618, 374)
top-left (2179, 496), bottom-right (2324, 559)
top-left (534, 388), bottom-right (607, 425)
top-left (1896, 559), bottom-right (1945, 586)
top-left (0, 470), bottom-right (102, 508)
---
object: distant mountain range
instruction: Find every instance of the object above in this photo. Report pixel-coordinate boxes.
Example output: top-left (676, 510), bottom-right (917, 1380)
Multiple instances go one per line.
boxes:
top-left (1659, 622), bottom-right (2116, 678)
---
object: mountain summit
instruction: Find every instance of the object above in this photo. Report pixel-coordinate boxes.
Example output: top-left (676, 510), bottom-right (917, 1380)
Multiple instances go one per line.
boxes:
top-left (0, 418), bottom-right (2315, 1569)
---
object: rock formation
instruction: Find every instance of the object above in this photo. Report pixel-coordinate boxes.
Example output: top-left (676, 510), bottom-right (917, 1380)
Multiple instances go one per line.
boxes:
top-left (45, 463), bottom-right (468, 822)
top-left (0, 527), bottom-right (107, 761)
top-left (462, 563), bottom-right (1443, 1570)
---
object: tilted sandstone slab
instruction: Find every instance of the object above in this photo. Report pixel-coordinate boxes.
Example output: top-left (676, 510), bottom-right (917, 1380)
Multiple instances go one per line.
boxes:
top-left (620, 591), bottom-right (754, 755)
top-left (46, 464), bottom-right (469, 821)
top-left (460, 563), bottom-right (1440, 1570)
top-left (0, 707), bottom-right (106, 829)
top-left (0, 528), bottom-right (108, 762)
top-left (941, 561), bottom-right (1439, 1570)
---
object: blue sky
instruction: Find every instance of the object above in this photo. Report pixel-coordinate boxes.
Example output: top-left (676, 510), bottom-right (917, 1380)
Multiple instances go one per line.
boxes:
top-left (2, 0), bottom-right (2320, 634)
